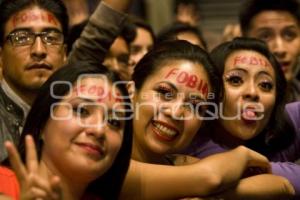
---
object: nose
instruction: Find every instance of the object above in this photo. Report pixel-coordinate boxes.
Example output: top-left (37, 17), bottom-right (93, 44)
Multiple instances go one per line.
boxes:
top-left (84, 113), bottom-right (107, 140)
top-left (30, 36), bottom-right (47, 60)
top-left (161, 102), bottom-right (185, 120)
top-left (242, 82), bottom-right (259, 102)
top-left (270, 36), bottom-right (286, 59)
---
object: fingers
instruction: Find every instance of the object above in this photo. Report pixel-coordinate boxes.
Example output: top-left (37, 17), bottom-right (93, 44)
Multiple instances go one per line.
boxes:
top-left (50, 176), bottom-right (62, 200)
top-left (4, 140), bottom-right (27, 182)
top-left (246, 148), bottom-right (271, 173)
top-left (22, 175), bottom-right (62, 200)
top-left (25, 135), bottom-right (39, 173)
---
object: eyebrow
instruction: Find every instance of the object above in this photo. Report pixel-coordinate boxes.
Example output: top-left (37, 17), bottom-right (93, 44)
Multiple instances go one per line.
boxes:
top-left (224, 67), bottom-right (246, 73)
top-left (225, 67), bottom-right (273, 79)
top-left (157, 81), bottom-right (178, 92)
top-left (9, 27), bottom-right (62, 34)
top-left (256, 71), bottom-right (274, 79)
top-left (157, 81), bottom-right (207, 101)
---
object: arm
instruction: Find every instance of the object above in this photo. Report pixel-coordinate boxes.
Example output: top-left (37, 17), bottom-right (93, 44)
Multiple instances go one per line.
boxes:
top-left (120, 146), bottom-right (270, 200)
top-left (208, 174), bottom-right (295, 200)
top-left (67, 1), bottom-right (128, 65)
top-left (271, 162), bottom-right (300, 197)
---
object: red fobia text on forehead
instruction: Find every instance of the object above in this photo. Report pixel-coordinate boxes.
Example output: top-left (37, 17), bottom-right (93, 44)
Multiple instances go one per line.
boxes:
top-left (233, 55), bottom-right (270, 67)
top-left (73, 85), bottom-right (123, 103)
top-left (12, 10), bottom-right (58, 28)
top-left (164, 68), bottom-right (209, 97)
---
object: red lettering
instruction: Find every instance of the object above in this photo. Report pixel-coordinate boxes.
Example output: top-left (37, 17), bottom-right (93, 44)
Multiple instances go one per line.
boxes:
top-left (233, 56), bottom-right (242, 65)
top-left (201, 83), bottom-right (209, 97)
top-left (47, 13), bottom-right (57, 25)
top-left (258, 58), bottom-right (264, 66)
top-left (165, 68), bottom-right (178, 78)
top-left (88, 85), bottom-right (97, 95)
top-left (31, 14), bottom-right (39, 21)
top-left (115, 91), bottom-right (123, 102)
top-left (197, 79), bottom-right (203, 91)
top-left (250, 56), bottom-right (258, 65)
top-left (21, 14), bottom-right (28, 22)
top-left (74, 85), bottom-right (86, 95)
top-left (177, 71), bottom-right (188, 83)
top-left (97, 87), bottom-right (104, 96)
top-left (187, 75), bottom-right (198, 88)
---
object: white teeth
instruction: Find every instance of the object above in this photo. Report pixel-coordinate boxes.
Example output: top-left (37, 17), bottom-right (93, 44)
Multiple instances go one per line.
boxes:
top-left (153, 122), bottom-right (177, 137)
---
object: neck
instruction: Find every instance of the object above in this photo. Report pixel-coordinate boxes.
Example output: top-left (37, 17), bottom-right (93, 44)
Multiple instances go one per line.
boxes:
top-left (212, 121), bottom-right (244, 149)
top-left (4, 79), bottom-right (37, 105)
top-left (40, 159), bottom-right (87, 200)
top-left (132, 136), bottom-right (170, 165)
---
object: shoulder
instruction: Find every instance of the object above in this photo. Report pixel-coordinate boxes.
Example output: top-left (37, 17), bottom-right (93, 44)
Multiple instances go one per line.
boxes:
top-left (0, 166), bottom-right (19, 199)
top-left (285, 102), bottom-right (300, 131)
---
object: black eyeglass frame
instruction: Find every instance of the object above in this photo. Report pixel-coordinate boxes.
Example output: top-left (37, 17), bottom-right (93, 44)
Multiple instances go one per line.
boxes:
top-left (5, 29), bottom-right (64, 46)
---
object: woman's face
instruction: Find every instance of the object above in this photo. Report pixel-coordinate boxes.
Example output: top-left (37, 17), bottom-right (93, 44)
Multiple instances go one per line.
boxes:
top-left (131, 60), bottom-right (211, 159)
top-left (220, 50), bottom-right (276, 142)
top-left (41, 76), bottom-right (125, 182)
top-left (129, 27), bottom-right (154, 68)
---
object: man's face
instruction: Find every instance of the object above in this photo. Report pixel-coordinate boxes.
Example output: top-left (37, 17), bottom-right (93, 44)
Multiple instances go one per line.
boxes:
top-left (0, 6), bottom-right (66, 99)
top-left (246, 10), bottom-right (300, 82)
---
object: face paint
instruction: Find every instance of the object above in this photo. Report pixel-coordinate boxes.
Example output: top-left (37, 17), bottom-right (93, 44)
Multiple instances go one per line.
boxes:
top-left (73, 85), bottom-right (123, 103)
top-left (164, 68), bottom-right (209, 97)
top-left (12, 11), bottom-right (58, 28)
top-left (233, 56), bottom-right (270, 67)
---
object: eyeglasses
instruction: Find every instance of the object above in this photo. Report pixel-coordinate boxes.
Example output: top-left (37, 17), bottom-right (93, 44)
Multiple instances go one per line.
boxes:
top-left (5, 30), bottom-right (64, 46)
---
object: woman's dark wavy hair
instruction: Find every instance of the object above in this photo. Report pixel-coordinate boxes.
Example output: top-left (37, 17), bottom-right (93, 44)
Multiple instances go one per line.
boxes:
top-left (156, 22), bottom-right (207, 50)
top-left (128, 15), bottom-right (156, 43)
top-left (0, 0), bottom-right (68, 46)
top-left (15, 62), bottom-right (132, 200)
top-left (210, 37), bottom-right (294, 154)
top-left (132, 40), bottom-right (221, 119)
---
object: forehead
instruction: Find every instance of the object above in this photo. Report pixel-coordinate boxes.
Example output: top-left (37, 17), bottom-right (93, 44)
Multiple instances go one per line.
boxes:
top-left (109, 37), bottom-right (129, 55)
top-left (250, 10), bottom-right (299, 30)
top-left (133, 28), bottom-right (153, 44)
top-left (225, 50), bottom-right (275, 75)
top-left (69, 77), bottom-right (123, 104)
top-left (147, 60), bottom-right (211, 95)
top-left (5, 6), bottom-right (62, 34)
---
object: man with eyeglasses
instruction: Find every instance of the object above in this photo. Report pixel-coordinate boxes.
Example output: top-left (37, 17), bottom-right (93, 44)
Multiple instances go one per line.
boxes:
top-left (0, 0), bottom-right (68, 161)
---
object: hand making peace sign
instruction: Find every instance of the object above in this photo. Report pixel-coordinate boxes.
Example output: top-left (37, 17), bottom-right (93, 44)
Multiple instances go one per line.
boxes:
top-left (5, 135), bottom-right (62, 200)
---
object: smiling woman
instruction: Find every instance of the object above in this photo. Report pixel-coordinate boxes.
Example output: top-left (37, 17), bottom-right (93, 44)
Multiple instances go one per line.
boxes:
top-left (128, 40), bottom-right (220, 164)
top-left (0, 62), bottom-right (132, 200)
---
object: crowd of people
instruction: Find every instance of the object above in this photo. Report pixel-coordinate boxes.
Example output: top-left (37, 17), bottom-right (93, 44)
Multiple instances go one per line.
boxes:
top-left (0, 0), bottom-right (299, 199)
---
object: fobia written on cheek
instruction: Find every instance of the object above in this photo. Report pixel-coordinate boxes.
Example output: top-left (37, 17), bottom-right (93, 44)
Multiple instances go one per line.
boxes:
top-left (49, 74), bottom-right (125, 127)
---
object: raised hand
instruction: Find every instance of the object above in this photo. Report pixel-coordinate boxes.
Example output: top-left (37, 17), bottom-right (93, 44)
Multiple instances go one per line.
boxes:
top-left (5, 135), bottom-right (62, 200)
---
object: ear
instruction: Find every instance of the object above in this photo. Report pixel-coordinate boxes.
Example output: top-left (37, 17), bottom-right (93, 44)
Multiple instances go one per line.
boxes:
top-left (126, 81), bottom-right (136, 103)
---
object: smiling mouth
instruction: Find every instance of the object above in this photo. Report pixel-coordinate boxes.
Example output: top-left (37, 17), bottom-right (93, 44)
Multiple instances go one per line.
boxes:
top-left (75, 142), bottom-right (104, 158)
top-left (151, 121), bottom-right (179, 141)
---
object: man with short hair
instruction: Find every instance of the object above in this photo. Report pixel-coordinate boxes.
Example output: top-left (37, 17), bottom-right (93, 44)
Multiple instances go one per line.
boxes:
top-left (239, 0), bottom-right (300, 102)
top-left (0, 0), bottom-right (68, 161)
